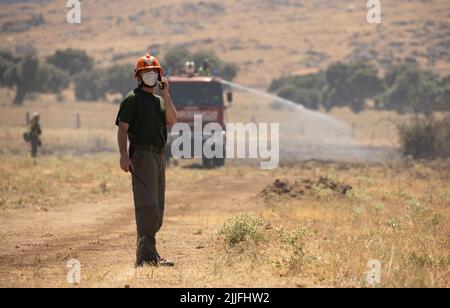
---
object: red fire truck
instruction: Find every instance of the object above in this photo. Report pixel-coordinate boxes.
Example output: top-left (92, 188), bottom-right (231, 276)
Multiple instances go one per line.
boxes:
top-left (166, 75), bottom-right (233, 168)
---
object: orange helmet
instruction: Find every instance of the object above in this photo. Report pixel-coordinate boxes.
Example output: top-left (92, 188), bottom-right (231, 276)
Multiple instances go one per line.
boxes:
top-left (135, 53), bottom-right (164, 77)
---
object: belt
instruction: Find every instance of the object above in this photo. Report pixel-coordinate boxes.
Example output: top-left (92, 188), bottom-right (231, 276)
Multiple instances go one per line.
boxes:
top-left (130, 144), bottom-right (165, 156)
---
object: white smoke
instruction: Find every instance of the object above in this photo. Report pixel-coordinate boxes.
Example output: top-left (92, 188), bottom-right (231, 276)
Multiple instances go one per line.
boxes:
top-left (223, 80), bottom-right (398, 162)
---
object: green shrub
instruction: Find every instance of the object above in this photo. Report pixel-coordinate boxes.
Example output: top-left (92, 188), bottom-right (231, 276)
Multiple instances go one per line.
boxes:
top-left (382, 65), bottom-right (441, 114)
top-left (276, 225), bottom-right (310, 273)
top-left (74, 69), bottom-right (105, 101)
top-left (219, 213), bottom-right (265, 246)
top-left (268, 72), bottom-right (326, 109)
top-left (0, 50), bottom-right (70, 105)
top-left (46, 48), bottom-right (94, 75)
top-left (398, 115), bottom-right (450, 159)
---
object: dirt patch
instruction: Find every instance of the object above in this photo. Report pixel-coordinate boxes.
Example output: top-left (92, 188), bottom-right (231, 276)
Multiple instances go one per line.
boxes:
top-left (316, 176), bottom-right (353, 195)
top-left (260, 176), bottom-right (352, 201)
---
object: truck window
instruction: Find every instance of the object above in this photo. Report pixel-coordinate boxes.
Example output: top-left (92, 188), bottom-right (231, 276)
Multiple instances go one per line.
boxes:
top-left (169, 82), bottom-right (224, 107)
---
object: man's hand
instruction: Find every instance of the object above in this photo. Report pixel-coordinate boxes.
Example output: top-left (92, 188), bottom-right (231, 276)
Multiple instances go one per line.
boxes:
top-left (160, 77), bottom-right (170, 97)
top-left (120, 154), bottom-right (133, 173)
top-left (117, 121), bottom-right (131, 173)
top-left (159, 77), bottom-right (178, 126)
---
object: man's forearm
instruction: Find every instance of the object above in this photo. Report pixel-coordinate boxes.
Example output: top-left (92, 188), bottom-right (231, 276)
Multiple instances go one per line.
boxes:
top-left (117, 127), bottom-right (129, 156)
top-left (163, 94), bottom-right (177, 125)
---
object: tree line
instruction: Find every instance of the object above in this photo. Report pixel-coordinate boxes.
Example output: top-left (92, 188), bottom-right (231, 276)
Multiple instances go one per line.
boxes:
top-left (269, 61), bottom-right (450, 114)
top-left (0, 48), bottom-right (238, 105)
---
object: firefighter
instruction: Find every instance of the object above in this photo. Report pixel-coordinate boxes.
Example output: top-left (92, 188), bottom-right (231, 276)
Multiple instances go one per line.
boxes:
top-left (115, 54), bottom-right (177, 267)
top-left (184, 61), bottom-right (196, 77)
top-left (198, 59), bottom-right (211, 76)
top-left (27, 112), bottom-right (42, 161)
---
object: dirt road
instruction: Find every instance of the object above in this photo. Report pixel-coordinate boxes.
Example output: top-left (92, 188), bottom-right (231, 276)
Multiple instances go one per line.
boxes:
top-left (0, 166), bottom-right (270, 288)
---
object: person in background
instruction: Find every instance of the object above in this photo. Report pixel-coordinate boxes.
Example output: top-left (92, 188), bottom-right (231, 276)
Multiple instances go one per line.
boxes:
top-left (27, 112), bottom-right (42, 162)
top-left (184, 60), bottom-right (196, 77)
top-left (198, 59), bottom-right (211, 76)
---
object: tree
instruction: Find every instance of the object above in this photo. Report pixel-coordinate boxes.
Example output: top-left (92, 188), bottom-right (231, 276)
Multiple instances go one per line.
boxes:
top-left (74, 69), bottom-right (105, 101)
top-left (0, 51), bottom-right (18, 87)
top-left (384, 63), bottom-right (411, 88)
top-left (278, 86), bottom-right (321, 110)
top-left (74, 64), bottom-right (136, 101)
top-left (14, 55), bottom-right (40, 104)
top-left (163, 47), bottom-right (191, 76)
top-left (37, 63), bottom-right (71, 94)
top-left (0, 51), bottom-right (69, 105)
top-left (192, 50), bottom-right (238, 81)
top-left (435, 75), bottom-right (450, 111)
top-left (325, 61), bottom-right (383, 113)
top-left (102, 64), bottom-right (135, 97)
top-left (268, 72), bottom-right (326, 110)
top-left (382, 65), bottom-right (440, 114)
top-left (191, 49), bottom-right (221, 71)
top-left (219, 62), bottom-right (238, 81)
top-left (46, 48), bottom-right (94, 75)
top-left (398, 115), bottom-right (450, 159)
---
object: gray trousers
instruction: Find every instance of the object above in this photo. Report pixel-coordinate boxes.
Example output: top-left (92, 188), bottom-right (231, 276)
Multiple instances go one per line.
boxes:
top-left (130, 150), bottom-right (166, 266)
top-left (30, 137), bottom-right (40, 158)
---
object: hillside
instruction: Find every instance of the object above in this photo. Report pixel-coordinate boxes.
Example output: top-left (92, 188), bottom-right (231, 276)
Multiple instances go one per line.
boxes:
top-left (0, 0), bottom-right (449, 87)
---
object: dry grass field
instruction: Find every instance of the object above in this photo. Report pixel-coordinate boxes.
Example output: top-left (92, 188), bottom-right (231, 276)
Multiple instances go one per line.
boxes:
top-left (0, 155), bottom-right (448, 287)
top-left (0, 0), bottom-right (449, 288)
top-left (0, 62), bottom-right (448, 289)
top-left (0, 88), bottom-right (448, 287)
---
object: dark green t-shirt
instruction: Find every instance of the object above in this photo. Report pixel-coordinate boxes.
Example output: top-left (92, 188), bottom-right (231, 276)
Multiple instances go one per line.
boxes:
top-left (115, 88), bottom-right (167, 148)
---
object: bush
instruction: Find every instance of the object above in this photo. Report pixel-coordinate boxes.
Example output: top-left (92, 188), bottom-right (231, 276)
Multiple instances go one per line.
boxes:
top-left (102, 64), bottom-right (135, 97)
top-left (46, 48), bottom-right (94, 75)
top-left (277, 85), bottom-right (322, 110)
top-left (269, 72), bottom-right (326, 93)
top-left (0, 51), bottom-right (18, 87)
top-left (219, 213), bottom-right (265, 246)
top-left (382, 65), bottom-right (441, 114)
top-left (0, 50), bottom-right (70, 105)
top-left (436, 77), bottom-right (450, 112)
top-left (268, 72), bottom-right (326, 110)
top-left (74, 64), bottom-right (136, 101)
top-left (219, 62), bottom-right (238, 81)
top-left (325, 61), bottom-right (384, 113)
top-left (268, 61), bottom-right (449, 114)
top-left (398, 115), bottom-right (450, 159)
top-left (163, 47), bottom-right (191, 76)
top-left (276, 225), bottom-right (309, 273)
top-left (1, 14), bottom-right (45, 33)
top-left (74, 69), bottom-right (105, 101)
top-left (37, 63), bottom-right (70, 94)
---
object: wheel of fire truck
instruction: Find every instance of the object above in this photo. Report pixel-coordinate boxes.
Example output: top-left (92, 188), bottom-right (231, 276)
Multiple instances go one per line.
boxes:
top-left (201, 144), bottom-right (226, 169)
top-left (202, 155), bottom-right (214, 169)
top-left (215, 145), bottom-right (226, 167)
top-left (215, 157), bottom-right (225, 167)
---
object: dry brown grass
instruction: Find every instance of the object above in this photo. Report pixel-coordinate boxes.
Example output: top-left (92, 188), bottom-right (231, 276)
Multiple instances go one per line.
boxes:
top-left (186, 160), bottom-right (449, 288)
top-left (0, 154), bottom-right (127, 210)
top-left (0, 155), bottom-right (448, 288)
top-left (1, 0), bottom-right (449, 288)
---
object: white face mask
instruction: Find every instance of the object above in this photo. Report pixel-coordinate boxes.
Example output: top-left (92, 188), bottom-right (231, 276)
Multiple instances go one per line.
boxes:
top-left (141, 71), bottom-right (158, 87)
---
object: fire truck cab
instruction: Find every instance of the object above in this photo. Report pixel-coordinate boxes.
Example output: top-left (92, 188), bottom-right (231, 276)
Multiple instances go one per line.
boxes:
top-left (166, 75), bottom-right (233, 168)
